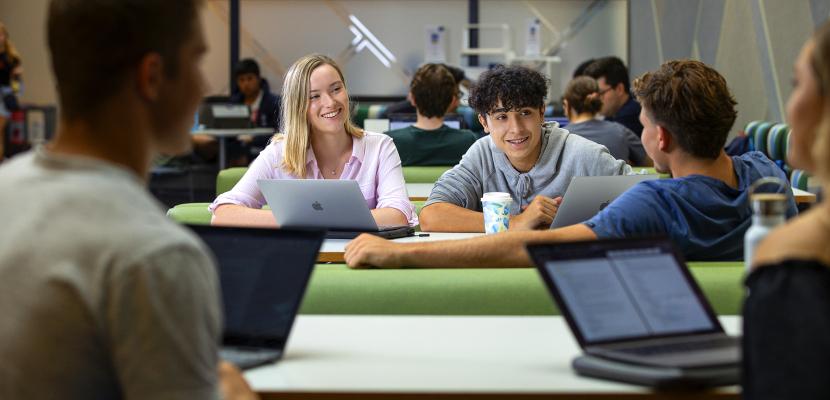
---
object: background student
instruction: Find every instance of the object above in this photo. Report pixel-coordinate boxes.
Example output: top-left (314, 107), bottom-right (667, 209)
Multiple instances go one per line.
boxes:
top-left (210, 54), bottom-right (416, 228)
top-left (193, 58), bottom-right (280, 166)
top-left (418, 65), bottom-right (629, 233)
top-left (0, 0), bottom-right (255, 398)
top-left (344, 60), bottom-right (797, 267)
top-left (743, 20), bottom-right (830, 399)
top-left (385, 63), bottom-right (478, 166)
top-left (0, 21), bottom-right (22, 162)
top-left (563, 75), bottom-right (650, 166)
top-left (584, 56), bottom-right (643, 136)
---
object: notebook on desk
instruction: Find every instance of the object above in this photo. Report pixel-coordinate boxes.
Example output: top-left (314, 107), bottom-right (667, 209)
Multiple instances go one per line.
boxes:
top-left (258, 179), bottom-right (414, 239)
top-left (527, 238), bottom-right (740, 388)
top-left (189, 225), bottom-right (324, 370)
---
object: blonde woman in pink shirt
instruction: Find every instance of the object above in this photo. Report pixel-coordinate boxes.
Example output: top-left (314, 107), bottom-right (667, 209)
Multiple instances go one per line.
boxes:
top-left (210, 54), bottom-right (416, 228)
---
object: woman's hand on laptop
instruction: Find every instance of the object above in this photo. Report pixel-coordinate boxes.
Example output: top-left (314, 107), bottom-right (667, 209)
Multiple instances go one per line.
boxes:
top-left (509, 196), bottom-right (562, 231)
top-left (345, 234), bottom-right (406, 269)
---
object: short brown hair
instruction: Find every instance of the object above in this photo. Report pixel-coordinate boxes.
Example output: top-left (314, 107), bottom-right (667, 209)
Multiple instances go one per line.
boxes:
top-left (48, 0), bottom-right (202, 121)
top-left (633, 60), bottom-right (737, 159)
top-left (410, 64), bottom-right (456, 118)
top-left (563, 76), bottom-right (602, 115)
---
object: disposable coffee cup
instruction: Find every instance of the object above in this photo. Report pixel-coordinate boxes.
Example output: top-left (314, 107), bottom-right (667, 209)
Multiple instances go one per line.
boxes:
top-left (481, 192), bottom-right (512, 234)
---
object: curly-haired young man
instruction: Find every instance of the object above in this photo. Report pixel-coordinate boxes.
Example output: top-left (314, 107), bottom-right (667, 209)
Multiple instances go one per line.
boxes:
top-left (418, 65), bottom-right (629, 232)
top-left (345, 60), bottom-right (797, 267)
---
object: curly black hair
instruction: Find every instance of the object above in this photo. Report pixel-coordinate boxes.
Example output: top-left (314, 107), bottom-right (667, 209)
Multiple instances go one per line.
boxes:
top-left (468, 65), bottom-right (548, 115)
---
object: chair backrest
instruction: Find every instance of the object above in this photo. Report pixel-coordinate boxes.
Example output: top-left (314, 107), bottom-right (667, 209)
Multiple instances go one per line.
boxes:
top-left (766, 123), bottom-right (790, 162)
top-left (216, 167), bottom-right (248, 196)
top-left (402, 166), bottom-right (452, 183)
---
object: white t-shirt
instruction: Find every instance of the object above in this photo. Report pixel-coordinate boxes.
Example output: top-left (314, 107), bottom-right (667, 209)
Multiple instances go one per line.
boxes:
top-left (0, 149), bottom-right (221, 399)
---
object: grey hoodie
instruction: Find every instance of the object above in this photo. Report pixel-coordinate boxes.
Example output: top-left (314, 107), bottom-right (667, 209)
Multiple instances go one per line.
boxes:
top-left (426, 122), bottom-right (631, 214)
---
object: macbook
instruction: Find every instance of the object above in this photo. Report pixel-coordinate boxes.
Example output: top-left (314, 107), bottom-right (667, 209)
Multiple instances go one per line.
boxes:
top-left (189, 225), bottom-right (324, 370)
top-left (527, 238), bottom-right (740, 387)
top-left (258, 179), bottom-right (414, 239)
top-left (550, 174), bottom-right (658, 228)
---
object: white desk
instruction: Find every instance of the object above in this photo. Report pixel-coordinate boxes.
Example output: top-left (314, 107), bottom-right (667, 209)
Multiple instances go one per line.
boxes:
top-left (192, 128), bottom-right (274, 169)
top-left (247, 315), bottom-right (740, 399)
top-left (406, 183), bottom-right (434, 201)
top-left (792, 187), bottom-right (817, 203)
top-left (319, 232), bottom-right (484, 262)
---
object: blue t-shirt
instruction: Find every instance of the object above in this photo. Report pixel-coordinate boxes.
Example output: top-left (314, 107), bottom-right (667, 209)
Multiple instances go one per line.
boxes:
top-left (584, 152), bottom-right (798, 261)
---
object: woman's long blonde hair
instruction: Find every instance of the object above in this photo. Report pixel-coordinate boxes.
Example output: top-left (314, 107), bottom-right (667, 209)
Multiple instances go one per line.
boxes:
top-left (0, 22), bottom-right (21, 65)
top-left (275, 54), bottom-right (363, 177)
top-left (810, 21), bottom-right (830, 184)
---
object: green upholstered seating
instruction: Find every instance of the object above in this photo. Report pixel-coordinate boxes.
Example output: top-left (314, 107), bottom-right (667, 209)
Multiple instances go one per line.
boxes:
top-left (766, 123), bottom-right (790, 162)
top-left (750, 121), bottom-right (775, 155)
top-left (299, 262), bottom-right (745, 316)
top-left (791, 169), bottom-right (812, 191)
top-left (166, 203), bottom-right (212, 225)
top-left (216, 167), bottom-right (248, 195)
top-left (402, 166), bottom-right (451, 183)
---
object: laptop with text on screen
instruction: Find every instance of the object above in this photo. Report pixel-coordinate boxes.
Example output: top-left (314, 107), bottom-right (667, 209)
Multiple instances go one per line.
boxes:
top-left (527, 238), bottom-right (740, 387)
top-left (258, 179), bottom-right (414, 239)
top-left (188, 225), bottom-right (324, 370)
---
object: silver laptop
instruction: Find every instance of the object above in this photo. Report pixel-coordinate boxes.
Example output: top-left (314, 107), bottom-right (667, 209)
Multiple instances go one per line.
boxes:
top-left (550, 174), bottom-right (658, 228)
top-left (258, 179), bottom-right (414, 239)
top-left (188, 225), bottom-right (324, 370)
top-left (527, 238), bottom-right (739, 387)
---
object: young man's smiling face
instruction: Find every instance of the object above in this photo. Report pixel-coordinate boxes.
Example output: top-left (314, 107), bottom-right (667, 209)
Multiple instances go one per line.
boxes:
top-left (479, 101), bottom-right (545, 172)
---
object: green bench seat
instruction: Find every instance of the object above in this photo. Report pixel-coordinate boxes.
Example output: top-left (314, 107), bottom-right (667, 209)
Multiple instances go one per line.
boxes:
top-left (299, 262), bottom-right (746, 316)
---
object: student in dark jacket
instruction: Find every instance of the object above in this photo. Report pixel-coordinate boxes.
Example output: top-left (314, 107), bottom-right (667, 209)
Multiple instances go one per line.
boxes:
top-left (584, 56), bottom-right (644, 137)
top-left (230, 58), bottom-right (280, 158)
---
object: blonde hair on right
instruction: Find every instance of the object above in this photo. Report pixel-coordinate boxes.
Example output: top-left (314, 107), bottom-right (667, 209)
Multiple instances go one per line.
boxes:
top-left (275, 54), bottom-right (363, 177)
top-left (0, 22), bottom-right (21, 67)
top-left (810, 20), bottom-right (830, 184)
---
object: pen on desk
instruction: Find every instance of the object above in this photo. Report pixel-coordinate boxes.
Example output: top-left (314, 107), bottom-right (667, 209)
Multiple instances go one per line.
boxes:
top-left (417, 233), bottom-right (430, 237)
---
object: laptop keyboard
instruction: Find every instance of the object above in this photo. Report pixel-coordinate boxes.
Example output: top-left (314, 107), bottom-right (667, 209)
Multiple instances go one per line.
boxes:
top-left (615, 337), bottom-right (737, 356)
top-left (220, 348), bottom-right (280, 368)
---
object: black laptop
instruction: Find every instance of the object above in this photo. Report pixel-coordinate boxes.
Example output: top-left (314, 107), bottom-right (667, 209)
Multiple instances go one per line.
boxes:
top-left (189, 225), bottom-right (324, 370)
top-left (527, 238), bottom-right (740, 388)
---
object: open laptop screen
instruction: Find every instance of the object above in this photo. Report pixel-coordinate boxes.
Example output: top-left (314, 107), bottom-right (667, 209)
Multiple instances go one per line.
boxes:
top-left (388, 113), bottom-right (462, 130)
top-left (189, 226), bottom-right (324, 348)
top-left (528, 238), bottom-right (721, 346)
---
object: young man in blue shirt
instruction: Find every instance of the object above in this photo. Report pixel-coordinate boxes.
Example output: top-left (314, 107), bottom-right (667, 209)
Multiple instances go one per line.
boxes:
top-left (344, 60), bottom-right (797, 267)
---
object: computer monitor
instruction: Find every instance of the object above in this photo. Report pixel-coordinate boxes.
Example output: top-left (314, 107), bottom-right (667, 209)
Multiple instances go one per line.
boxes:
top-left (388, 113), bottom-right (462, 131)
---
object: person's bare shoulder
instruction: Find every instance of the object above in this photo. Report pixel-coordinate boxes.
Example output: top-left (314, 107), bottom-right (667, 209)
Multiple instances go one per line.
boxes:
top-left (753, 208), bottom-right (830, 268)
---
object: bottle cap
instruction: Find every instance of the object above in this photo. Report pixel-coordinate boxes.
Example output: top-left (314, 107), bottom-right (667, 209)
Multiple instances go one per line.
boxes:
top-left (749, 177), bottom-right (788, 217)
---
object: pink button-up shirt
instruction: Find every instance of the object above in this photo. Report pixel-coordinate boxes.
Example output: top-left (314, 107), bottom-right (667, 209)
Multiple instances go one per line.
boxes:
top-left (209, 131), bottom-right (418, 226)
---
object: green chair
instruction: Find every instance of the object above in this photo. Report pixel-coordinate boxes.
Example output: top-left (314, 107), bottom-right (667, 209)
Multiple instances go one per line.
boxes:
top-left (167, 202), bottom-right (212, 225)
top-left (766, 123), bottom-right (789, 162)
top-left (402, 166), bottom-right (452, 183)
top-left (791, 169), bottom-right (812, 191)
top-left (216, 167), bottom-right (248, 195)
top-left (751, 121), bottom-right (775, 154)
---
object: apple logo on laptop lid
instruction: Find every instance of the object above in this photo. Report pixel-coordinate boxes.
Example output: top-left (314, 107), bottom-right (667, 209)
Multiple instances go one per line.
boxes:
top-left (312, 201), bottom-right (324, 211)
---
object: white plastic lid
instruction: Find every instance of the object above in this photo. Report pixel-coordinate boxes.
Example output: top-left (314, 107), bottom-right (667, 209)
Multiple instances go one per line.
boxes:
top-left (481, 192), bottom-right (512, 203)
